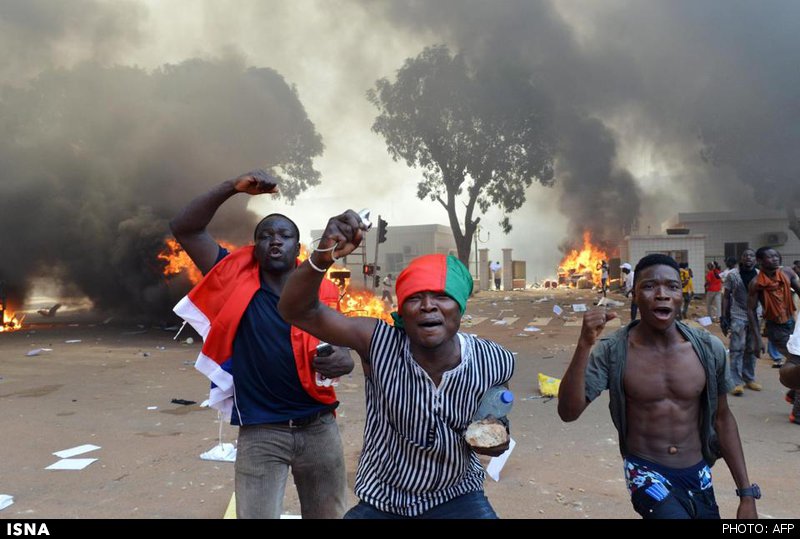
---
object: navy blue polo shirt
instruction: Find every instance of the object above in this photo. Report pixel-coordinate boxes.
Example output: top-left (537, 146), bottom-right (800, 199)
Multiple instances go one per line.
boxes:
top-left (214, 247), bottom-right (329, 426)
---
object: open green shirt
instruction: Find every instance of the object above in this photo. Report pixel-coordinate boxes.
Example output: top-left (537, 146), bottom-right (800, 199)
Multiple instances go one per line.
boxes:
top-left (584, 320), bottom-right (734, 466)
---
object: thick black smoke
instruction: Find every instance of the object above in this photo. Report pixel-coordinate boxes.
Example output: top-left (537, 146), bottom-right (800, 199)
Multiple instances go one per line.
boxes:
top-left (0, 58), bottom-right (323, 318)
top-left (363, 0), bottom-right (800, 250)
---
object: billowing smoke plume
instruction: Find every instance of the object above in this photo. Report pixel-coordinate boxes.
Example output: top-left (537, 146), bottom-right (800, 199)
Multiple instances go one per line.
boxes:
top-left (0, 57), bottom-right (322, 318)
top-left (0, 0), bottom-right (145, 85)
top-left (364, 0), bottom-right (800, 251)
top-left (556, 114), bottom-right (640, 251)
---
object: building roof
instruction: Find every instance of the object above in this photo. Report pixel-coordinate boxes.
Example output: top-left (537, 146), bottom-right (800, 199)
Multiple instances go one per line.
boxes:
top-left (662, 209), bottom-right (795, 229)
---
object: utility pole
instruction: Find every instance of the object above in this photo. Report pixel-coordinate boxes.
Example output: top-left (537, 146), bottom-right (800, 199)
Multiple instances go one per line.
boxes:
top-left (373, 216), bottom-right (388, 289)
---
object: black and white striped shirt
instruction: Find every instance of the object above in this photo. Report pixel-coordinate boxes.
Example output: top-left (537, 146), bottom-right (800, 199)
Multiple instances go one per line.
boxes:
top-left (354, 321), bottom-right (515, 516)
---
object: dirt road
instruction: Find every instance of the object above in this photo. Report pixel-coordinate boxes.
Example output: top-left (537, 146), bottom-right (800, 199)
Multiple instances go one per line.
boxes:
top-left (0, 288), bottom-right (796, 518)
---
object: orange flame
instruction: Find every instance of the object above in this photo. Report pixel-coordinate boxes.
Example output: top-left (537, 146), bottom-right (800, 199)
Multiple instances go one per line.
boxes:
top-left (298, 244), bottom-right (310, 263)
top-left (558, 232), bottom-right (609, 287)
top-left (159, 239), bottom-right (238, 284)
top-left (158, 239), bottom-right (391, 322)
top-left (1, 309), bottom-right (24, 332)
top-left (340, 288), bottom-right (393, 324)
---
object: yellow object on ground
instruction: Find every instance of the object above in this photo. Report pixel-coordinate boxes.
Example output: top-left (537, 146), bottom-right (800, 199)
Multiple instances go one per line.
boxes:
top-left (538, 372), bottom-right (561, 397)
top-left (224, 493), bottom-right (236, 519)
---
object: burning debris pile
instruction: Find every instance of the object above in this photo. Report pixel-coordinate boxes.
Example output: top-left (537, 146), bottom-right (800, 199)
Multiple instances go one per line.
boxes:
top-left (1, 310), bottom-right (24, 333)
top-left (0, 282), bottom-right (23, 332)
top-left (557, 232), bottom-right (609, 289)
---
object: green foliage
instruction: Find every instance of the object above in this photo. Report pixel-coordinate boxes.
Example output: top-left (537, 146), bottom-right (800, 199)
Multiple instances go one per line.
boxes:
top-left (368, 45), bottom-right (555, 260)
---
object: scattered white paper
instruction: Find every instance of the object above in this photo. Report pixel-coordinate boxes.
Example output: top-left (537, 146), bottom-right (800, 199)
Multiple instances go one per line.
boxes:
top-left (524, 326), bottom-right (541, 332)
top-left (147, 406), bottom-right (158, 410)
top-left (486, 438), bottom-right (516, 481)
top-left (53, 444), bottom-right (101, 459)
top-left (598, 297), bottom-right (624, 307)
top-left (26, 348), bottom-right (44, 356)
top-left (572, 304), bottom-right (587, 312)
top-left (697, 316), bottom-right (713, 327)
top-left (0, 494), bottom-right (13, 511)
top-left (200, 443), bottom-right (237, 463)
top-left (64, 339), bottom-right (82, 344)
top-left (492, 320), bottom-right (508, 325)
top-left (46, 458), bottom-right (97, 470)
top-left (553, 305), bottom-right (563, 316)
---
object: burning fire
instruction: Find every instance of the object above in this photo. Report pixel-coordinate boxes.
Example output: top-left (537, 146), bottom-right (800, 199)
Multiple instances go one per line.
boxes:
top-left (159, 239), bottom-right (391, 322)
top-left (1, 310), bottom-right (24, 332)
top-left (558, 232), bottom-right (609, 287)
top-left (340, 288), bottom-right (393, 324)
top-left (159, 238), bottom-right (238, 284)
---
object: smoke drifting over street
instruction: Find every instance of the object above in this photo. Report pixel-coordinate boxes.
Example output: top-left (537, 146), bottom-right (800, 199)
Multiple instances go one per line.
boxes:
top-left (2, 0), bottom-right (798, 314)
top-left (0, 5), bottom-right (322, 316)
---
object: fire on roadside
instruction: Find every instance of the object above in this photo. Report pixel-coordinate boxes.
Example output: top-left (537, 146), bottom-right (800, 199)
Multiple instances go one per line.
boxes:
top-left (158, 238), bottom-right (238, 285)
top-left (1, 309), bottom-right (24, 332)
top-left (159, 239), bottom-right (391, 322)
top-left (558, 231), bottom-right (609, 288)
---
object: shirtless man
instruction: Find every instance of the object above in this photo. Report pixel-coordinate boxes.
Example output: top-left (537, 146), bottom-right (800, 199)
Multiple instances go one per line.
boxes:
top-left (558, 253), bottom-right (757, 519)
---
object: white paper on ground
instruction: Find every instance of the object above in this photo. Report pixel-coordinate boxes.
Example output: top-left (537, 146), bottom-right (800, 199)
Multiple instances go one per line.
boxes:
top-left (572, 304), bottom-right (587, 312)
top-left (200, 443), bottom-right (237, 463)
top-left (53, 444), bottom-right (101, 459)
top-left (147, 406), bottom-right (158, 410)
top-left (697, 316), bottom-right (713, 327)
top-left (598, 297), bottom-right (625, 307)
top-left (46, 458), bottom-right (97, 470)
top-left (0, 494), bottom-right (13, 511)
top-left (64, 339), bottom-right (82, 344)
top-left (486, 438), bottom-right (516, 481)
top-left (553, 305), bottom-right (563, 316)
top-left (524, 326), bottom-right (541, 332)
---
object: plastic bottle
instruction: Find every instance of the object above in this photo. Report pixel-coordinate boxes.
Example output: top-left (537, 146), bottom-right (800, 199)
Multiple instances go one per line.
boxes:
top-left (473, 386), bottom-right (514, 421)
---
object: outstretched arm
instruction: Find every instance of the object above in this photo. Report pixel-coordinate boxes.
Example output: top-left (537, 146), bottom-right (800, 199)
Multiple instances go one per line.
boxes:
top-left (169, 170), bottom-right (277, 274)
top-left (278, 210), bottom-right (377, 361)
top-left (558, 307), bottom-right (616, 421)
top-left (715, 395), bottom-right (757, 519)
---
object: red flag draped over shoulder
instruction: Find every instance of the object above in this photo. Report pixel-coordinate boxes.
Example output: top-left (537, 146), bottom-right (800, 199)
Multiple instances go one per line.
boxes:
top-left (173, 246), bottom-right (340, 419)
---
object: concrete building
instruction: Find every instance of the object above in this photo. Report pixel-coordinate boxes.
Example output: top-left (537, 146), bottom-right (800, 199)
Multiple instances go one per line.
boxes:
top-left (620, 233), bottom-right (706, 287)
top-left (620, 209), bottom-right (800, 291)
top-left (311, 224), bottom-right (458, 289)
top-left (663, 210), bottom-right (800, 265)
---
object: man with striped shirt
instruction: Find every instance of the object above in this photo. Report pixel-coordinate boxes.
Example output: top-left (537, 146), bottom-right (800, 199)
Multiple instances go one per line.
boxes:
top-left (279, 210), bottom-right (515, 519)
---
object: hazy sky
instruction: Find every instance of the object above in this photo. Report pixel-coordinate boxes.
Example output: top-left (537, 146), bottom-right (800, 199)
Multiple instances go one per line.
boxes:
top-left (2, 0), bottom-right (797, 313)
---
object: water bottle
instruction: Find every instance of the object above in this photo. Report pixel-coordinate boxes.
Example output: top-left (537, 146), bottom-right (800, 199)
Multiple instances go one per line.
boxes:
top-left (473, 386), bottom-right (514, 421)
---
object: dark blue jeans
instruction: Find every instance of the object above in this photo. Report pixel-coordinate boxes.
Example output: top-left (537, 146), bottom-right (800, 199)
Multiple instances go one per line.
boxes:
top-left (344, 491), bottom-right (498, 519)
top-left (631, 485), bottom-right (720, 519)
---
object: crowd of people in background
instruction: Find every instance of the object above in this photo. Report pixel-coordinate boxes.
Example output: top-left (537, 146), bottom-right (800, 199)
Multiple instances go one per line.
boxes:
top-left (168, 170), bottom-right (799, 520)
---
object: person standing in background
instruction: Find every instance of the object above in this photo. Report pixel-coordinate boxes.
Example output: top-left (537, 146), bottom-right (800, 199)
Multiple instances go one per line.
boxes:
top-left (490, 260), bottom-right (502, 291)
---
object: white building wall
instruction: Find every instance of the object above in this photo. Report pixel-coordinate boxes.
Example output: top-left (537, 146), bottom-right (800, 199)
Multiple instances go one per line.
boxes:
top-left (664, 211), bottom-right (800, 266)
top-left (626, 235), bottom-right (706, 289)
